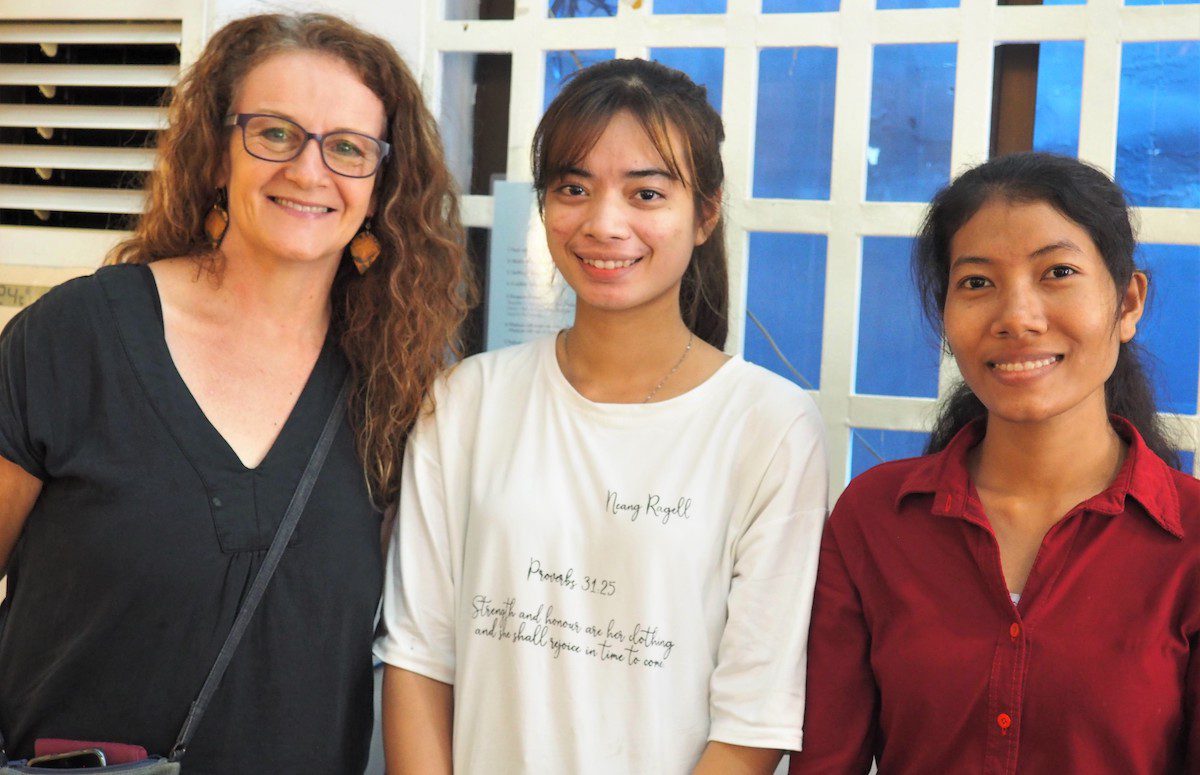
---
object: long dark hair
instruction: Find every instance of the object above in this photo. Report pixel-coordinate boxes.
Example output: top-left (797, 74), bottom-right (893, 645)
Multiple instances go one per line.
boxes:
top-left (913, 152), bottom-right (1180, 468)
top-left (531, 58), bottom-right (728, 349)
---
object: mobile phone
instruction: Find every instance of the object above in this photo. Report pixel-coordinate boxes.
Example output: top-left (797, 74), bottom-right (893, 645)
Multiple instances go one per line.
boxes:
top-left (26, 748), bottom-right (107, 768)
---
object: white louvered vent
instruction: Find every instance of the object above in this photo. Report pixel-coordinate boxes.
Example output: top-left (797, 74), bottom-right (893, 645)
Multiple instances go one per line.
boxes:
top-left (0, 20), bottom-right (181, 264)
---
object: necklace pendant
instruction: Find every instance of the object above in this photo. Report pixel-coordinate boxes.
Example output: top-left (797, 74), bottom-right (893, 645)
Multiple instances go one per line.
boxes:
top-left (561, 328), bottom-right (695, 403)
top-left (643, 331), bottom-right (694, 403)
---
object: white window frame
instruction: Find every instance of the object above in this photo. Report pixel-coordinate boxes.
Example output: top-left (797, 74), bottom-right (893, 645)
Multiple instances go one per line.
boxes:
top-left (422, 0), bottom-right (1200, 492)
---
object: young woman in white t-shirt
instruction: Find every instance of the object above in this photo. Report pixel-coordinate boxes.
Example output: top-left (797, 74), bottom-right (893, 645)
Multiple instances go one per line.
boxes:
top-left (376, 58), bottom-right (829, 774)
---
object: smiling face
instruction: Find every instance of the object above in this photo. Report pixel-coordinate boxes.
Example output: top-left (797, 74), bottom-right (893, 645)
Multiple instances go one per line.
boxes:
top-left (219, 50), bottom-right (386, 270)
top-left (943, 197), bottom-right (1146, 428)
top-left (542, 111), bottom-right (714, 317)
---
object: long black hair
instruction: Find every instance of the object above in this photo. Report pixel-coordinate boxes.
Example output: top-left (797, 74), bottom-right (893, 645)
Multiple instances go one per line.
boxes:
top-left (531, 58), bottom-right (728, 349)
top-left (913, 152), bottom-right (1180, 469)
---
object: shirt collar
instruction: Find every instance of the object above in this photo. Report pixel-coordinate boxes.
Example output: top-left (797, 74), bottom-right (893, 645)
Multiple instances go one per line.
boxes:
top-left (895, 415), bottom-right (1183, 539)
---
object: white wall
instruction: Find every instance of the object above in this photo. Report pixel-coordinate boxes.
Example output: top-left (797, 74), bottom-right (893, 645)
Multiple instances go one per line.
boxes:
top-left (207, 0), bottom-right (425, 76)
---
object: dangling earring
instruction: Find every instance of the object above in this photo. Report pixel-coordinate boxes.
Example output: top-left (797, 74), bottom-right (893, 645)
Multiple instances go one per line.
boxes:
top-left (349, 218), bottom-right (382, 274)
top-left (204, 188), bottom-right (229, 248)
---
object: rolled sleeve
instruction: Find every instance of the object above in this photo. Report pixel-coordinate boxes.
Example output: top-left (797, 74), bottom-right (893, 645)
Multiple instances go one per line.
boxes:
top-left (0, 307), bottom-right (48, 480)
top-left (373, 417), bottom-right (457, 684)
top-left (708, 408), bottom-right (829, 751)
top-left (788, 505), bottom-right (878, 773)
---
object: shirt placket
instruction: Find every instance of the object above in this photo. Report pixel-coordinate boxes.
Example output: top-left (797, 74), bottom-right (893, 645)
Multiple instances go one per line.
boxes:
top-left (983, 597), bottom-right (1025, 775)
top-left (967, 523), bottom-right (1025, 775)
top-left (965, 502), bottom-right (1083, 775)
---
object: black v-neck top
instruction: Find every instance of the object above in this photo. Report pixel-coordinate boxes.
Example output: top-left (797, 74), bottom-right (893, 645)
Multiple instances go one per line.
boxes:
top-left (0, 264), bottom-right (382, 773)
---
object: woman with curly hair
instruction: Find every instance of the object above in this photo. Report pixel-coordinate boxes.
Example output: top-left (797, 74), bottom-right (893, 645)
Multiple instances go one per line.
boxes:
top-left (0, 13), bottom-right (471, 772)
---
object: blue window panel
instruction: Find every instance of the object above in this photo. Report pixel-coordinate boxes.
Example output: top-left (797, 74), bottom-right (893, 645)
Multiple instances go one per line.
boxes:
top-left (1115, 41), bottom-right (1200, 208)
top-left (1136, 243), bottom-right (1200, 415)
top-left (549, 0), bottom-right (615, 17)
top-left (856, 236), bottom-right (941, 398)
top-left (753, 47), bottom-right (838, 200)
top-left (1179, 450), bottom-right (1196, 477)
top-left (1032, 42), bottom-right (1084, 156)
top-left (764, 0), bottom-right (840, 11)
top-left (655, 0), bottom-right (726, 13)
top-left (650, 48), bottom-right (724, 114)
top-left (878, 0), bottom-right (956, 9)
top-left (744, 232), bottom-right (827, 389)
top-left (545, 50), bottom-right (617, 110)
top-left (850, 428), bottom-right (931, 481)
top-left (867, 43), bottom-right (956, 203)
top-left (1042, 0), bottom-right (1084, 5)
top-left (1127, 0), bottom-right (1197, 6)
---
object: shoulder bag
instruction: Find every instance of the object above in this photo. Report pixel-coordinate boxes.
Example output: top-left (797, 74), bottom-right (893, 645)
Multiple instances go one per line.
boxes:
top-left (0, 381), bottom-right (348, 773)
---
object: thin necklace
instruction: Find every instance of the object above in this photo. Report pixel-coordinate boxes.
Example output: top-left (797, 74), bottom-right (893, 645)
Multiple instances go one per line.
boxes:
top-left (562, 328), bottom-right (695, 403)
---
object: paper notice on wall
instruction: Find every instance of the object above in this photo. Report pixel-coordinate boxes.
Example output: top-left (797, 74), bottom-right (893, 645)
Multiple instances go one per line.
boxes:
top-left (485, 181), bottom-right (575, 351)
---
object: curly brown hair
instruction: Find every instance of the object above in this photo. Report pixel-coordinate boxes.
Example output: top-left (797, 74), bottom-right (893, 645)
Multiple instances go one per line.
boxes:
top-left (109, 13), bottom-right (474, 507)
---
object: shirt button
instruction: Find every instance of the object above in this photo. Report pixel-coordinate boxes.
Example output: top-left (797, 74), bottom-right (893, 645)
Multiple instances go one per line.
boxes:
top-left (997, 713), bottom-right (1013, 731)
top-left (1009, 623), bottom-right (1020, 639)
top-left (211, 496), bottom-right (222, 508)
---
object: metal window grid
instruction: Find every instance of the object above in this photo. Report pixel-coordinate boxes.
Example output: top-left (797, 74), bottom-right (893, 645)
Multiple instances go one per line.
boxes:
top-left (423, 0), bottom-right (1200, 494)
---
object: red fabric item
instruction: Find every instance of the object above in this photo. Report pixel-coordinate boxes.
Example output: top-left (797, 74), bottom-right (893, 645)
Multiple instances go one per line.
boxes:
top-left (791, 417), bottom-right (1200, 775)
top-left (34, 739), bottom-right (148, 764)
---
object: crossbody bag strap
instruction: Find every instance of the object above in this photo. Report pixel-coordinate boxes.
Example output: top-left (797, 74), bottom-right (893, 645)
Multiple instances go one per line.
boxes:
top-left (168, 379), bottom-right (349, 762)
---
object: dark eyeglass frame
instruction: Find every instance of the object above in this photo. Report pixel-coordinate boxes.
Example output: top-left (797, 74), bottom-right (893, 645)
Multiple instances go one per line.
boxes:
top-left (224, 113), bottom-right (392, 179)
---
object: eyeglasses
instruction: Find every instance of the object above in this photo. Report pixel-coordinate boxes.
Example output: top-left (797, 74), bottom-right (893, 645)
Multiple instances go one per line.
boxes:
top-left (224, 113), bottom-right (391, 179)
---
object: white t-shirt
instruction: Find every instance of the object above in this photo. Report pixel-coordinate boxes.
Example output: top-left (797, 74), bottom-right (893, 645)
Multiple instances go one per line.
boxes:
top-left (374, 335), bottom-right (829, 774)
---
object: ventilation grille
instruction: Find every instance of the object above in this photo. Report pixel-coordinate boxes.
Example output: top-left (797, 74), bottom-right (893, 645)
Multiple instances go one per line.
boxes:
top-left (0, 21), bottom-right (180, 231)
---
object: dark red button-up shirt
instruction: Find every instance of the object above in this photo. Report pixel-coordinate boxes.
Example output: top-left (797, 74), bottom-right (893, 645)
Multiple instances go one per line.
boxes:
top-left (790, 417), bottom-right (1200, 774)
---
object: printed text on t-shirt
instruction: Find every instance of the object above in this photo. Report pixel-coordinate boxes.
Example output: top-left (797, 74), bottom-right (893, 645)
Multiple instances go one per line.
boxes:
top-left (605, 489), bottom-right (692, 525)
top-left (528, 558), bottom-right (616, 596)
top-left (471, 594), bottom-right (676, 668)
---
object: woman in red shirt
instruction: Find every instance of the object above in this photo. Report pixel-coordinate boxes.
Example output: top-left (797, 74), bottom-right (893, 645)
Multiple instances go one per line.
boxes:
top-left (791, 152), bottom-right (1199, 774)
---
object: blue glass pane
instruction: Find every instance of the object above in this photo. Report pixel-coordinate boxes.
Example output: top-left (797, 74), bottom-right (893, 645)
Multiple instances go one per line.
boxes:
top-left (850, 428), bottom-right (931, 481)
top-left (744, 232), bottom-right (827, 389)
top-left (753, 47), bottom-right (837, 200)
top-left (1115, 41), bottom-right (1200, 208)
top-left (867, 44), bottom-right (956, 202)
top-left (1127, 0), bottom-right (1197, 6)
top-left (549, 0), bottom-right (615, 17)
top-left (650, 48), bottom-right (724, 114)
top-left (655, 0), bottom-right (726, 12)
top-left (856, 236), bottom-right (941, 398)
top-left (878, 0), bottom-right (956, 9)
top-left (764, 0), bottom-right (839, 11)
top-left (1179, 450), bottom-right (1196, 477)
top-left (1136, 243), bottom-right (1200, 415)
top-left (1032, 41), bottom-right (1084, 156)
top-left (545, 50), bottom-right (616, 109)
top-left (1042, 0), bottom-right (1084, 6)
